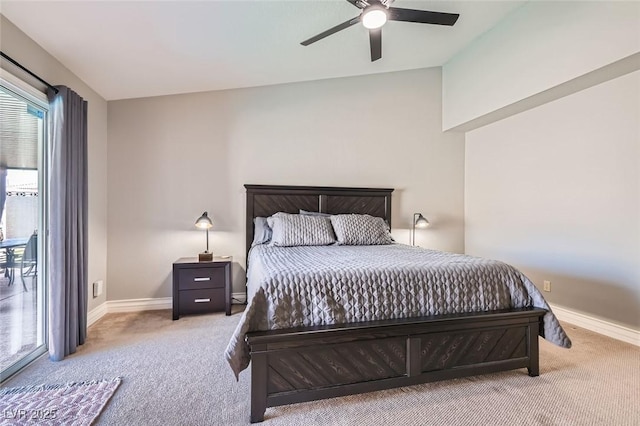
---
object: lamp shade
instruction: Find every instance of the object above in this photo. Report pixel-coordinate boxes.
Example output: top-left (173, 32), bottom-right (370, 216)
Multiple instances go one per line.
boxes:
top-left (195, 211), bottom-right (213, 229)
top-left (414, 213), bottom-right (430, 229)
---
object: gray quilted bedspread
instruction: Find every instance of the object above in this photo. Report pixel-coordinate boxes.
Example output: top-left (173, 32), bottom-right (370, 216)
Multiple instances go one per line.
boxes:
top-left (225, 244), bottom-right (571, 378)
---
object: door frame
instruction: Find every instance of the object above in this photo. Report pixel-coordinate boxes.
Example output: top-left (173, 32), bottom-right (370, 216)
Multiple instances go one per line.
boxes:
top-left (0, 69), bottom-right (49, 382)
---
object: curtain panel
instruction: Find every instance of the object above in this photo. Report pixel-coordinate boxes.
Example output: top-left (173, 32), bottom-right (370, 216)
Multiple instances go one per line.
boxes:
top-left (0, 167), bottom-right (6, 238)
top-left (47, 86), bottom-right (88, 361)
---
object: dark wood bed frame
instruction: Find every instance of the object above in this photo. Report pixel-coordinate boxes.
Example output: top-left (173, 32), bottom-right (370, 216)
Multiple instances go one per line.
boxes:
top-left (244, 184), bottom-right (545, 423)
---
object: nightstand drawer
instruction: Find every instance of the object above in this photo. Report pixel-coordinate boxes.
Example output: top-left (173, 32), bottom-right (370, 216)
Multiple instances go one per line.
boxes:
top-left (179, 288), bottom-right (225, 314)
top-left (178, 267), bottom-right (226, 290)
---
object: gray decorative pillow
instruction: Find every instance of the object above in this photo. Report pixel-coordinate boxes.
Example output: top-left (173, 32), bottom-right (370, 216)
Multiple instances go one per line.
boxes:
top-left (251, 217), bottom-right (272, 246)
top-left (267, 212), bottom-right (336, 247)
top-left (330, 214), bottom-right (393, 245)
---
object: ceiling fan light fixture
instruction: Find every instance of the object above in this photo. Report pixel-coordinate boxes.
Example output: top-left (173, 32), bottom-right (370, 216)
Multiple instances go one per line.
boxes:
top-left (361, 6), bottom-right (387, 29)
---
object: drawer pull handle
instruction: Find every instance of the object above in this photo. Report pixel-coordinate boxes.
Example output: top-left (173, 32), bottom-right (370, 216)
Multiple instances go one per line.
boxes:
top-left (193, 277), bottom-right (210, 282)
top-left (194, 298), bottom-right (211, 303)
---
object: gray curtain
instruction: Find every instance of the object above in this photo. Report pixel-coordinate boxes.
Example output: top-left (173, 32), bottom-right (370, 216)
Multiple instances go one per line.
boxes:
top-left (47, 86), bottom-right (88, 361)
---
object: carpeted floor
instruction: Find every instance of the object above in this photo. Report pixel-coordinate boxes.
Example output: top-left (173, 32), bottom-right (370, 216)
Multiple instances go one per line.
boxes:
top-left (2, 307), bottom-right (639, 425)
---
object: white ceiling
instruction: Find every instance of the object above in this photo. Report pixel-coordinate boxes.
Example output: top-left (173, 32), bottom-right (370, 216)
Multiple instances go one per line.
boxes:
top-left (1, 1), bottom-right (524, 100)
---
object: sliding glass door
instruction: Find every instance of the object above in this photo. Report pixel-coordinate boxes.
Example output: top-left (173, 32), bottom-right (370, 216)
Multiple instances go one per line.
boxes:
top-left (0, 73), bottom-right (48, 381)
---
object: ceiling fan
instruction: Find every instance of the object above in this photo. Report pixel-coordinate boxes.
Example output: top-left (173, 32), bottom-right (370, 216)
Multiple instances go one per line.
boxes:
top-left (301, 0), bottom-right (460, 62)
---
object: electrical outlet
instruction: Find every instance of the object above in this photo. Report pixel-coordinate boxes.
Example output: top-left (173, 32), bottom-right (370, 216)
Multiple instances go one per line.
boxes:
top-left (93, 280), bottom-right (104, 298)
top-left (543, 280), bottom-right (551, 292)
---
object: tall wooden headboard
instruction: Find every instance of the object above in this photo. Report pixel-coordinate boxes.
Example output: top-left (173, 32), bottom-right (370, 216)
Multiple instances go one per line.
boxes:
top-left (245, 184), bottom-right (394, 258)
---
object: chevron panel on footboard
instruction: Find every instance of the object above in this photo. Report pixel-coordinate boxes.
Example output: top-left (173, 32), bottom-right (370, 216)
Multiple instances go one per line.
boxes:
top-left (247, 308), bottom-right (545, 423)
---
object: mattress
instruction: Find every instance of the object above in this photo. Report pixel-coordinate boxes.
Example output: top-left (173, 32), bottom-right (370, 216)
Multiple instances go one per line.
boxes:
top-left (225, 244), bottom-right (571, 378)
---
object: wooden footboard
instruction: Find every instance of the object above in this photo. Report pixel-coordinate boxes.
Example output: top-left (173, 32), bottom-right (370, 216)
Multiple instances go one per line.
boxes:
top-left (247, 308), bottom-right (545, 423)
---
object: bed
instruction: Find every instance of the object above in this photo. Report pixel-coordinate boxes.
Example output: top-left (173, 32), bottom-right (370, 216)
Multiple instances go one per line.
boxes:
top-left (226, 184), bottom-right (571, 423)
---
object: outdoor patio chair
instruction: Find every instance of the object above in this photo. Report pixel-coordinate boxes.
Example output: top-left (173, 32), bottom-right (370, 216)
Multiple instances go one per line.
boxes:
top-left (20, 232), bottom-right (37, 292)
top-left (1, 247), bottom-right (20, 288)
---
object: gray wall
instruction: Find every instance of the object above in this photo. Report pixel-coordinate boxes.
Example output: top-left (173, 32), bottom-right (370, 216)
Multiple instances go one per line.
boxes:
top-left (107, 68), bottom-right (465, 300)
top-left (0, 15), bottom-right (109, 311)
top-left (465, 71), bottom-right (639, 329)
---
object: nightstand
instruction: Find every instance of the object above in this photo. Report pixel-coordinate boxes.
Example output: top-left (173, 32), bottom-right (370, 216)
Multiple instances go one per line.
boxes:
top-left (172, 257), bottom-right (232, 320)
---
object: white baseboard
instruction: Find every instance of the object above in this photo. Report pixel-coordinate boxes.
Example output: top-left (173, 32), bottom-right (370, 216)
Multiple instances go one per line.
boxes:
top-left (87, 298), bottom-right (171, 326)
top-left (232, 292), bottom-right (247, 304)
top-left (87, 302), bottom-right (108, 327)
top-left (549, 303), bottom-right (639, 347)
top-left (87, 293), bottom-right (247, 326)
top-left (107, 297), bottom-right (172, 313)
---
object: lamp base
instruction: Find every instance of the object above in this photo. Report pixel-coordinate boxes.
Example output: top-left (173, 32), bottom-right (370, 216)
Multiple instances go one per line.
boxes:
top-left (198, 252), bottom-right (213, 262)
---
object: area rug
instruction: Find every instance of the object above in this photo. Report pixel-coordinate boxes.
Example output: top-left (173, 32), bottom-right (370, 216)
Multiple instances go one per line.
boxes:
top-left (0, 377), bottom-right (121, 425)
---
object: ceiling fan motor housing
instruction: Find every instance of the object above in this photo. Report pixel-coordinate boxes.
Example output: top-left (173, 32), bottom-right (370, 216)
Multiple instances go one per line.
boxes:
top-left (356, 0), bottom-right (394, 9)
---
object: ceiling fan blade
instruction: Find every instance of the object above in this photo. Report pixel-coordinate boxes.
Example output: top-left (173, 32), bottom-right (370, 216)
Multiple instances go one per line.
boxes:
top-left (301, 16), bottom-right (361, 46)
top-left (388, 8), bottom-right (459, 26)
top-left (369, 29), bottom-right (382, 62)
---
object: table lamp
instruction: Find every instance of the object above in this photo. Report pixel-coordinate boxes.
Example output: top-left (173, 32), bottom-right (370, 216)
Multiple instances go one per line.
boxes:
top-left (410, 213), bottom-right (429, 246)
top-left (195, 211), bottom-right (213, 261)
